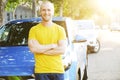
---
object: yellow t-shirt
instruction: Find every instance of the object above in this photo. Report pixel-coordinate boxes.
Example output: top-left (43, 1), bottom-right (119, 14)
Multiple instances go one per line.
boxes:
top-left (28, 23), bottom-right (66, 73)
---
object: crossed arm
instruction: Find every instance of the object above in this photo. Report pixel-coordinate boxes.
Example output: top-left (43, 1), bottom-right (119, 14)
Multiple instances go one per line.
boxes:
top-left (28, 39), bottom-right (67, 55)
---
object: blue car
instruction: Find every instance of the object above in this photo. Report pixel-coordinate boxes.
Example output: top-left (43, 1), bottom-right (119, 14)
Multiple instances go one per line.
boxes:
top-left (0, 17), bottom-right (88, 80)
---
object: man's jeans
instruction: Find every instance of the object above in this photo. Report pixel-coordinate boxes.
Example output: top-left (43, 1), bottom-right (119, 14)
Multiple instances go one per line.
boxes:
top-left (35, 73), bottom-right (64, 80)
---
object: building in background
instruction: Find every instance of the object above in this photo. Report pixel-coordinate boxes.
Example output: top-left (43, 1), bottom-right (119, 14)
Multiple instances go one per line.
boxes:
top-left (4, 4), bottom-right (32, 24)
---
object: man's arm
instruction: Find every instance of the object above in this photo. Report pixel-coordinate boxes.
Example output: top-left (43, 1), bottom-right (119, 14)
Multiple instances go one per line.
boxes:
top-left (28, 39), bottom-right (57, 54)
top-left (44, 39), bottom-right (67, 55)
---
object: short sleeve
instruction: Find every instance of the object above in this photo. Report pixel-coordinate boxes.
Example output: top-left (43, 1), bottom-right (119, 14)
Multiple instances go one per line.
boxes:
top-left (28, 27), bottom-right (36, 40)
top-left (58, 27), bottom-right (66, 40)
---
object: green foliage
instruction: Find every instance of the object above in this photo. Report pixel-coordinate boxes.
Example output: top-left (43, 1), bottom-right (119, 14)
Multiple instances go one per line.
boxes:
top-left (5, 0), bottom-right (96, 19)
top-left (49, 0), bottom-right (95, 19)
top-left (49, 0), bottom-right (64, 16)
top-left (8, 76), bottom-right (21, 80)
top-left (5, 0), bottom-right (32, 11)
top-left (8, 0), bottom-right (19, 3)
top-left (5, 2), bottom-right (17, 11)
top-left (63, 0), bottom-right (80, 17)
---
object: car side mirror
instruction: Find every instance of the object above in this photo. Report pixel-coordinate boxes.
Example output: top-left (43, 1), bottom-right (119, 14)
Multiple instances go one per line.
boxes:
top-left (72, 34), bottom-right (87, 43)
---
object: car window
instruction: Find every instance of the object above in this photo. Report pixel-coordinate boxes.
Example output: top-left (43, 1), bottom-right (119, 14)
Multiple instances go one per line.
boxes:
top-left (74, 20), bottom-right (95, 30)
top-left (0, 24), bottom-right (11, 42)
top-left (78, 22), bottom-right (95, 30)
top-left (0, 22), bottom-right (38, 46)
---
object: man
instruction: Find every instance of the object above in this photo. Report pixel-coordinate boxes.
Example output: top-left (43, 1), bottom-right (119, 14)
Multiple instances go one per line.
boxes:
top-left (28, 1), bottom-right (67, 80)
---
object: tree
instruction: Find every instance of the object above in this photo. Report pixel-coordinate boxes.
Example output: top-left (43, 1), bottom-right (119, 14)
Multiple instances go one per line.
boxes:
top-left (49, 0), bottom-right (64, 16)
top-left (49, 0), bottom-right (94, 19)
top-left (32, 0), bottom-right (37, 17)
top-left (0, 0), bottom-right (36, 25)
top-left (0, 0), bottom-right (7, 26)
top-left (0, 0), bottom-right (100, 25)
top-left (63, 0), bottom-right (81, 18)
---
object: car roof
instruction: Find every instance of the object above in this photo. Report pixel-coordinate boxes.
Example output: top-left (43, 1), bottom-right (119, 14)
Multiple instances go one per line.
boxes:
top-left (52, 17), bottom-right (70, 21)
top-left (5, 17), bottom-right (71, 25)
top-left (7, 17), bottom-right (42, 24)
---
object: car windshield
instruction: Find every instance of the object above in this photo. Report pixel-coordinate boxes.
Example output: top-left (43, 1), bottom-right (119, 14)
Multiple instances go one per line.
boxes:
top-left (78, 23), bottom-right (94, 29)
top-left (75, 20), bottom-right (95, 30)
top-left (0, 22), bottom-right (38, 46)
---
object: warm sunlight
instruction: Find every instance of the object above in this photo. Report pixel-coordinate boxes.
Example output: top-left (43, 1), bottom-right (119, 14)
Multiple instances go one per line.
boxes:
top-left (97, 0), bottom-right (120, 11)
top-left (96, 0), bottom-right (120, 20)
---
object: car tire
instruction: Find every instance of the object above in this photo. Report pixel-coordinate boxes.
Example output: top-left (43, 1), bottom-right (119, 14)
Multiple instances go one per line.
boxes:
top-left (77, 68), bottom-right (81, 80)
top-left (91, 39), bottom-right (100, 53)
top-left (82, 66), bottom-right (88, 80)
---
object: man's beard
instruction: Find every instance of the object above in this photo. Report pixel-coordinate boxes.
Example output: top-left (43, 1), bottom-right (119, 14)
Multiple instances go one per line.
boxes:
top-left (42, 16), bottom-right (52, 22)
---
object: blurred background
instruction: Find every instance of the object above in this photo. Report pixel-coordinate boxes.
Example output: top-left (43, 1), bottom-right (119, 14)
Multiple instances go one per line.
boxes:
top-left (0, 0), bottom-right (120, 29)
top-left (0, 0), bottom-right (120, 80)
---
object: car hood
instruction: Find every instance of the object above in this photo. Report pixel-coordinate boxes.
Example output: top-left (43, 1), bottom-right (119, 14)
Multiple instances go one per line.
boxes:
top-left (78, 29), bottom-right (99, 40)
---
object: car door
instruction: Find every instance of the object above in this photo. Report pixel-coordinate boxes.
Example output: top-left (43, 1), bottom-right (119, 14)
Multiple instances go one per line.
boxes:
top-left (0, 22), bottom-right (37, 76)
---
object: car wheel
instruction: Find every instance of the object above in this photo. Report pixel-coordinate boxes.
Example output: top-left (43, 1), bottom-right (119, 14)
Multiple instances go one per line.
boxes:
top-left (77, 68), bottom-right (81, 80)
top-left (92, 39), bottom-right (100, 53)
top-left (82, 66), bottom-right (88, 80)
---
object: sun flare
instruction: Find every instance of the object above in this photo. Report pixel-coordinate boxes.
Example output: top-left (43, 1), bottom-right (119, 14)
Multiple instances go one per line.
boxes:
top-left (97, 0), bottom-right (120, 10)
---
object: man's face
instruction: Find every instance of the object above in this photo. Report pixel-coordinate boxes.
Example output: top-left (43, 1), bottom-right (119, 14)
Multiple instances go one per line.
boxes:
top-left (40, 3), bottom-right (54, 22)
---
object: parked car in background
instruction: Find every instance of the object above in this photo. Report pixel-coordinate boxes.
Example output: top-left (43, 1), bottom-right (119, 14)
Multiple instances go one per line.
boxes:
top-left (0, 17), bottom-right (88, 80)
top-left (73, 20), bottom-right (100, 53)
top-left (110, 23), bottom-right (120, 31)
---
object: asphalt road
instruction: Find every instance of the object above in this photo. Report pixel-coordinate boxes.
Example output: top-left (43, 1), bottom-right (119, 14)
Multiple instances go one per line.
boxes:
top-left (88, 30), bottom-right (120, 80)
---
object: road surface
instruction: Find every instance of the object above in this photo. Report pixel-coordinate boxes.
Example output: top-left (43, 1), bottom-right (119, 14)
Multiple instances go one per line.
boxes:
top-left (88, 30), bottom-right (120, 80)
